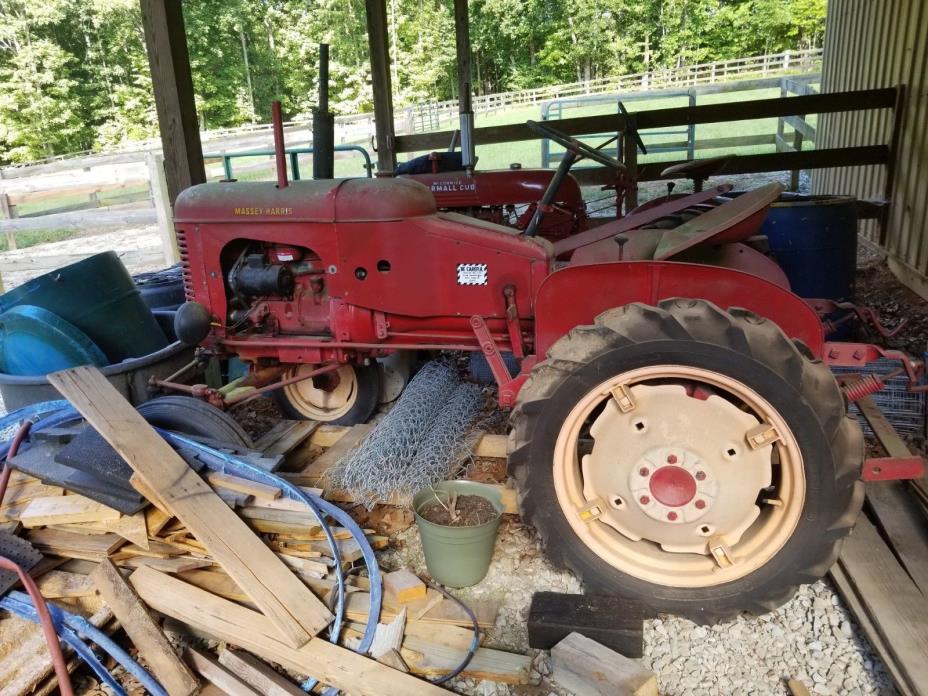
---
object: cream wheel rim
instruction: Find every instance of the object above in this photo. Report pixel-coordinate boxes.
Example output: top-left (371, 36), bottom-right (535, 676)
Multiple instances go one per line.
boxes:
top-left (552, 365), bottom-right (805, 587)
top-left (281, 365), bottom-right (358, 421)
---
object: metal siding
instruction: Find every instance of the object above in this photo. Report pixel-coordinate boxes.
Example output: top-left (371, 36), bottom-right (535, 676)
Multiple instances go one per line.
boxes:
top-left (814, 0), bottom-right (928, 279)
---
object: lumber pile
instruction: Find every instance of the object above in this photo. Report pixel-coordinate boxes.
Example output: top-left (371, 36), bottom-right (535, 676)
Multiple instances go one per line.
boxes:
top-left (0, 366), bottom-right (536, 695)
top-left (828, 396), bottom-right (928, 696)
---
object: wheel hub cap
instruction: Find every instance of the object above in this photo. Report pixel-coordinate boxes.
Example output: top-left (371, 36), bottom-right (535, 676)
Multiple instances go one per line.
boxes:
top-left (631, 451), bottom-right (718, 524)
top-left (581, 383), bottom-right (773, 554)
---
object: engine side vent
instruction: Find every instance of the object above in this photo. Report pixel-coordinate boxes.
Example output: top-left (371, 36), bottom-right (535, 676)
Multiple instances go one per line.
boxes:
top-left (175, 227), bottom-right (193, 300)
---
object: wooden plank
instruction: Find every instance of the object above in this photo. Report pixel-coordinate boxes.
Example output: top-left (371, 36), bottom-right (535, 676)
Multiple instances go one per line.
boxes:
top-left (829, 564), bottom-right (914, 696)
top-left (300, 423), bottom-right (374, 481)
top-left (207, 472), bottom-right (281, 501)
top-left (59, 512), bottom-right (150, 549)
top-left (19, 495), bottom-right (121, 528)
top-left (218, 649), bottom-right (306, 696)
top-left (130, 567), bottom-right (451, 696)
top-left (474, 433), bottom-right (507, 459)
top-left (185, 648), bottom-right (260, 696)
top-left (48, 366), bottom-right (333, 647)
top-left (35, 570), bottom-right (97, 599)
top-left (91, 559), bottom-right (199, 696)
top-left (401, 634), bottom-right (534, 684)
top-left (837, 515), bottom-right (928, 695)
top-left (551, 632), bottom-right (658, 696)
top-left (395, 87), bottom-right (896, 152)
top-left (383, 569), bottom-right (426, 604)
top-left (27, 528), bottom-right (124, 561)
top-left (346, 588), bottom-right (498, 628)
top-left (254, 420), bottom-right (319, 457)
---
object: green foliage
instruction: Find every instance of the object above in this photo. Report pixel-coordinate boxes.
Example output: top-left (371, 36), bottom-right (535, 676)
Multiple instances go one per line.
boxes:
top-left (0, 0), bottom-right (826, 164)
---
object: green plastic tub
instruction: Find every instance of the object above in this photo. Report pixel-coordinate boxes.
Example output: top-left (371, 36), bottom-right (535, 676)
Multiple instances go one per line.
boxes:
top-left (413, 480), bottom-right (504, 588)
top-left (0, 251), bottom-right (168, 363)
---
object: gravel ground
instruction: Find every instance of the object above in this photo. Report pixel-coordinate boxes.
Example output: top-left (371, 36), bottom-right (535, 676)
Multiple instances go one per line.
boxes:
top-left (382, 518), bottom-right (896, 696)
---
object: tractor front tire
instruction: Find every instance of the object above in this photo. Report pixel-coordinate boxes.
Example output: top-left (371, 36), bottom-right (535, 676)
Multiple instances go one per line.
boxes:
top-left (509, 299), bottom-right (863, 621)
top-left (275, 363), bottom-right (380, 425)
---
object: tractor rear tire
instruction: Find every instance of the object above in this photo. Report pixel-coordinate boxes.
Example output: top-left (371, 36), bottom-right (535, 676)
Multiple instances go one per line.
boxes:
top-left (275, 363), bottom-right (380, 426)
top-left (508, 299), bottom-right (863, 622)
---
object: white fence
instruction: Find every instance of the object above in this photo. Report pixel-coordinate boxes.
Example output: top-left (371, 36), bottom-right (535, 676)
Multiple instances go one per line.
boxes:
top-left (403, 49), bottom-right (823, 133)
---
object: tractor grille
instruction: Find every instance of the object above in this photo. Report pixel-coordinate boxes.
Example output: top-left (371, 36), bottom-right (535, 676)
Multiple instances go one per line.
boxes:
top-left (175, 227), bottom-right (193, 300)
top-left (832, 357), bottom-right (927, 437)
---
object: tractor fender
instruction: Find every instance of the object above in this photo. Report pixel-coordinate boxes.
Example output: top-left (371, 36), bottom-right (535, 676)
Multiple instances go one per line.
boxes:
top-left (532, 261), bottom-right (824, 359)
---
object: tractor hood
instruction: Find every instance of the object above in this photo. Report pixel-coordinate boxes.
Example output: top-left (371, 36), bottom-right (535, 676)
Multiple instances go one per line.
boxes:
top-left (173, 177), bottom-right (437, 224)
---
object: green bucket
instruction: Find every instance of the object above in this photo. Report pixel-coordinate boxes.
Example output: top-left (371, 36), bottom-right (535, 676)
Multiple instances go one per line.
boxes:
top-left (413, 480), bottom-right (504, 588)
top-left (0, 251), bottom-right (168, 363)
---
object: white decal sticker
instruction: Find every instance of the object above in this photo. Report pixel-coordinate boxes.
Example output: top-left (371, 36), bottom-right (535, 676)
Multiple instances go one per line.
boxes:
top-left (457, 263), bottom-right (488, 286)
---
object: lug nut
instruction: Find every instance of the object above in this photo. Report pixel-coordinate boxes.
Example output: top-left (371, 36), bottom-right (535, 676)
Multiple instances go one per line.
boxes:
top-left (666, 454), bottom-right (678, 464)
top-left (638, 467), bottom-right (650, 476)
top-left (667, 511), bottom-right (678, 521)
top-left (695, 471), bottom-right (706, 481)
top-left (695, 499), bottom-right (706, 509)
top-left (639, 495), bottom-right (651, 505)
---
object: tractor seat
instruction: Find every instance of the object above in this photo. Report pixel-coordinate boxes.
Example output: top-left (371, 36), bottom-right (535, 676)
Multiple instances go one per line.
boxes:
top-left (174, 177), bottom-right (437, 224)
top-left (661, 155), bottom-right (735, 181)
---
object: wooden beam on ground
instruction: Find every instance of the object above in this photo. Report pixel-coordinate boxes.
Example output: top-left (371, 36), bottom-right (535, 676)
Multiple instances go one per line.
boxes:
top-left (364, 0), bottom-right (397, 174)
top-left (834, 516), bottom-right (928, 696)
top-left (48, 366), bottom-right (333, 648)
top-left (91, 559), bottom-right (199, 696)
top-left (139, 0), bottom-right (206, 204)
top-left (130, 567), bottom-right (450, 696)
top-left (394, 87), bottom-right (897, 153)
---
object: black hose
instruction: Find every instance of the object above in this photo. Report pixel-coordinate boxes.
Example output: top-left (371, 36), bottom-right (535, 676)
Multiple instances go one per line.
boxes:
top-left (424, 580), bottom-right (481, 684)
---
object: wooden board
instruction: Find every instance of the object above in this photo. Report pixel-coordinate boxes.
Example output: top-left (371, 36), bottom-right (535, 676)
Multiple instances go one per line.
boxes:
top-left (383, 569), bottom-right (426, 604)
top-left (130, 567), bottom-right (450, 696)
top-left (551, 632), bottom-right (658, 696)
top-left (27, 528), bottom-right (123, 561)
top-left (19, 495), bottom-right (120, 528)
top-left (207, 472), bottom-right (281, 501)
top-left (218, 649), bottom-right (306, 696)
top-left (254, 420), bottom-right (320, 458)
top-left (49, 366), bottom-right (333, 648)
top-left (836, 515), bottom-right (928, 695)
top-left (401, 635), bottom-right (533, 684)
top-left (35, 570), bottom-right (97, 599)
top-left (345, 588), bottom-right (498, 628)
top-left (185, 648), bottom-right (260, 696)
top-left (91, 559), bottom-right (199, 696)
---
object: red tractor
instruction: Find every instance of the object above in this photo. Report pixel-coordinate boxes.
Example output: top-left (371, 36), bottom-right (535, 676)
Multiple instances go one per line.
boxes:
top-left (170, 118), bottom-right (922, 620)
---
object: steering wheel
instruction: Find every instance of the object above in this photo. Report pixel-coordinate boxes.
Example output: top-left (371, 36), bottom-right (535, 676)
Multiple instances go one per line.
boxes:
top-left (618, 102), bottom-right (648, 155)
top-left (526, 120), bottom-right (627, 172)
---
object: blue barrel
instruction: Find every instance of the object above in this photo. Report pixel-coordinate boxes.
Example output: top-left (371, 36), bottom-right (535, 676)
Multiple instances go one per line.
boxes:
top-left (760, 194), bottom-right (858, 300)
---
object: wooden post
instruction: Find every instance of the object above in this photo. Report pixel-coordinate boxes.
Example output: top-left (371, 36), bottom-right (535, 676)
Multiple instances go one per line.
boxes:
top-left (140, 0), bottom-right (206, 204)
top-left (790, 115), bottom-right (806, 191)
top-left (147, 152), bottom-right (179, 265)
top-left (364, 0), bottom-right (397, 174)
top-left (0, 193), bottom-right (17, 251)
top-left (623, 134), bottom-right (638, 215)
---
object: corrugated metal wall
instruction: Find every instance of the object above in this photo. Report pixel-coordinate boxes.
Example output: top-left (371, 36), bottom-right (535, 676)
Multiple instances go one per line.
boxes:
top-left (814, 0), bottom-right (928, 294)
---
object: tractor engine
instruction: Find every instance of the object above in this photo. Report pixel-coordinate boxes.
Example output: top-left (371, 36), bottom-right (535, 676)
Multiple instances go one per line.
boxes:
top-left (221, 243), bottom-right (330, 337)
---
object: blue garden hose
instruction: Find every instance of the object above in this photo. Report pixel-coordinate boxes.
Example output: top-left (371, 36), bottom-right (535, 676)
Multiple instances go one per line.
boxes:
top-left (0, 591), bottom-right (171, 696)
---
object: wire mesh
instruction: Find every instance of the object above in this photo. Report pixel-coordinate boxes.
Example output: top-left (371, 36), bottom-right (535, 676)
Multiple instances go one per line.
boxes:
top-left (327, 361), bottom-right (485, 508)
top-left (832, 357), bottom-right (927, 436)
